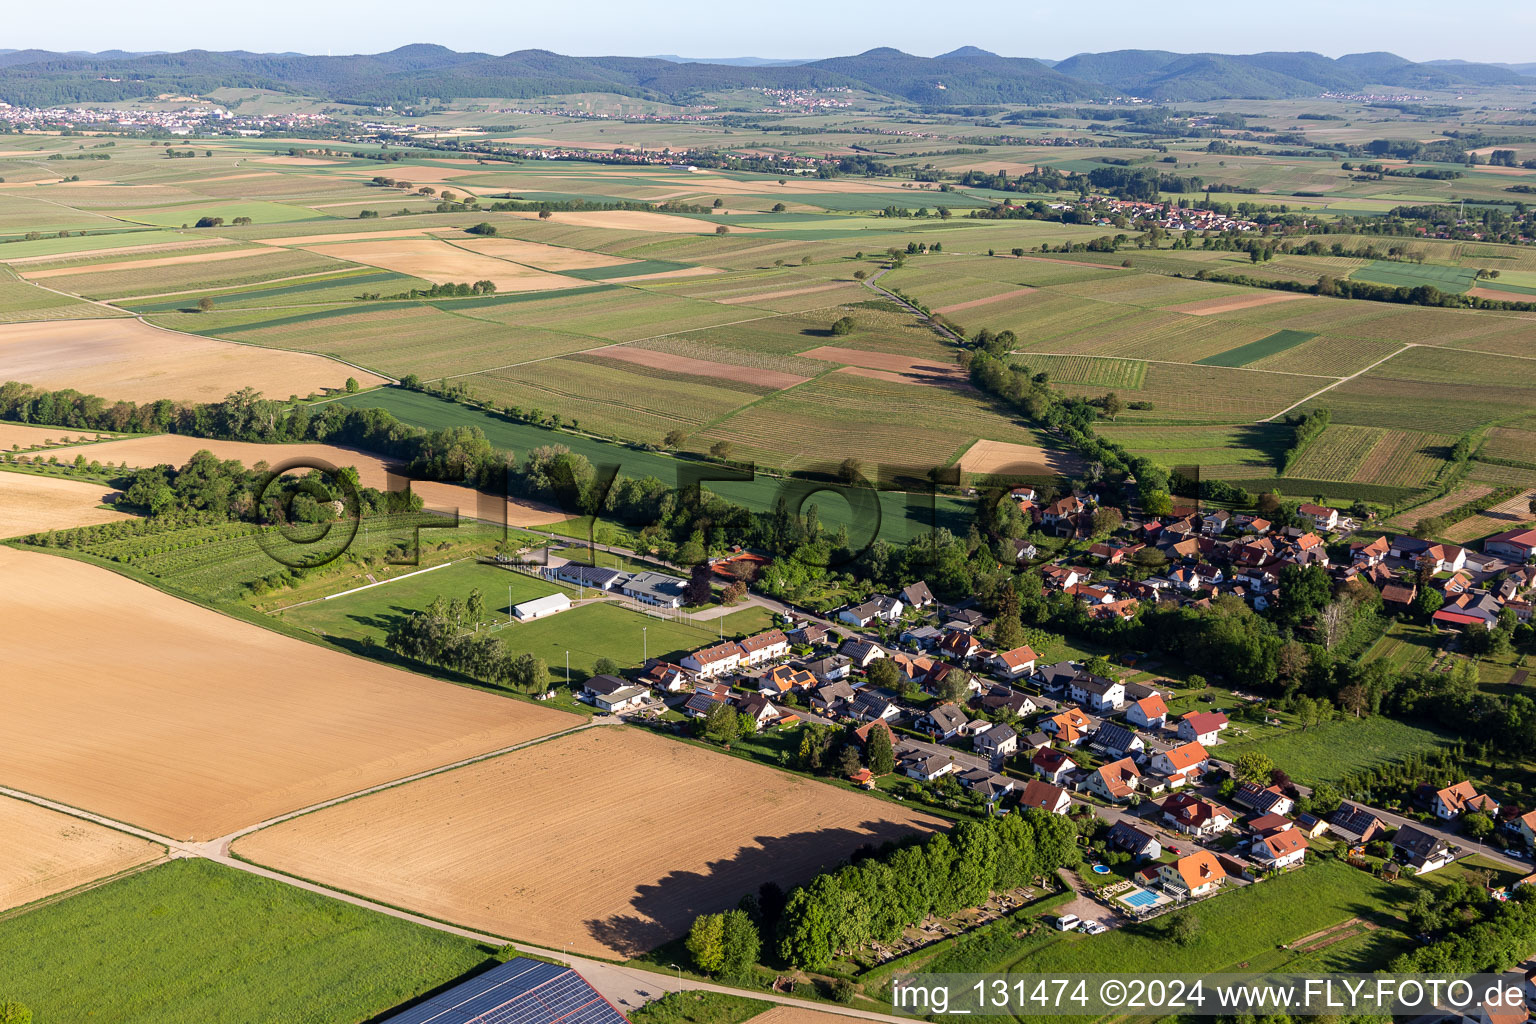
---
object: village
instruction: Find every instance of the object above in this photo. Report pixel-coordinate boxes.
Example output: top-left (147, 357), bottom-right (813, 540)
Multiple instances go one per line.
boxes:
top-left (555, 489), bottom-right (1536, 937)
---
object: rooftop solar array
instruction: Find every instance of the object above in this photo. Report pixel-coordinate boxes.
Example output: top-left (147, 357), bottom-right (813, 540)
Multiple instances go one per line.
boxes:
top-left (383, 957), bottom-right (631, 1024)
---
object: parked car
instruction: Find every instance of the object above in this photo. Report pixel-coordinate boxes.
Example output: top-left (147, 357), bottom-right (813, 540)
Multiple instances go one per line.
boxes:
top-left (1054, 914), bottom-right (1080, 932)
top-left (1081, 921), bottom-right (1108, 935)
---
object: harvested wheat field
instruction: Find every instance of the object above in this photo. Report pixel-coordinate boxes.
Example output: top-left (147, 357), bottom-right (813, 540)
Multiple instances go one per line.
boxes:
top-left (19, 246), bottom-right (276, 280)
top-left (0, 472), bottom-right (131, 537)
top-left (0, 796), bottom-right (163, 911)
top-left (1163, 292), bottom-right (1306, 316)
top-left (43, 435), bottom-right (567, 527)
top-left (506, 209), bottom-right (736, 233)
top-left (296, 238), bottom-right (582, 292)
top-left (235, 727), bottom-right (943, 957)
top-left (447, 235), bottom-right (634, 271)
top-left (595, 347), bottom-right (808, 390)
top-left (0, 319), bottom-right (386, 403)
top-left (0, 546), bottom-right (579, 839)
top-left (958, 438), bottom-right (1086, 478)
top-left (255, 226), bottom-right (440, 247)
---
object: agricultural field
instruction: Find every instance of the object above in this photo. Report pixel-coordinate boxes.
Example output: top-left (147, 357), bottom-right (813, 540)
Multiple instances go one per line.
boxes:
top-left (1350, 260), bottom-right (1478, 294)
top-left (0, 859), bottom-right (490, 1024)
top-left (1219, 715), bottom-right (1453, 787)
top-left (234, 726), bottom-right (944, 957)
top-left (0, 796), bottom-right (163, 912)
top-left (0, 469), bottom-right (132, 537)
top-left (0, 545), bottom-right (578, 839)
top-left (1284, 426), bottom-right (1454, 488)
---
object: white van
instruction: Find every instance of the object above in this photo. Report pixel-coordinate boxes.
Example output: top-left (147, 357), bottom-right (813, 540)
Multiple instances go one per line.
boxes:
top-left (1054, 914), bottom-right (1080, 932)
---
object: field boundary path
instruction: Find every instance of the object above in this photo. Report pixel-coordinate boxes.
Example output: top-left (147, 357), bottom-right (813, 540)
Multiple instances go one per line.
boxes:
top-left (1261, 343), bottom-right (1414, 423)
top-left (860, 267), bottom-right (963, 344)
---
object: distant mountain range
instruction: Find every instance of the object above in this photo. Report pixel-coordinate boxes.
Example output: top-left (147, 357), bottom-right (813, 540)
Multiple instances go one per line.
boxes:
top-left (0, 44), bottom-right (1529, 108)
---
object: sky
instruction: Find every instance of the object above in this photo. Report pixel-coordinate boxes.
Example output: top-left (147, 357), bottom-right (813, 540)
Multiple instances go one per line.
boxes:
top-left (7, 0), bottom-right (1536, 65)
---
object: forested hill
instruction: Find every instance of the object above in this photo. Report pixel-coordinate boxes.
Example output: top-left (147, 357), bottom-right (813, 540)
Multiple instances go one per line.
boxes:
top-left (0, 43), bottom-right (1528, 108)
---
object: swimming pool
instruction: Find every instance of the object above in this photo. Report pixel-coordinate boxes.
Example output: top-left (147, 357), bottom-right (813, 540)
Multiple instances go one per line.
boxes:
top-left (1091, 864), bottom-right (1111, 874)
top-left (1121, 888), bottom-right (1159, 908)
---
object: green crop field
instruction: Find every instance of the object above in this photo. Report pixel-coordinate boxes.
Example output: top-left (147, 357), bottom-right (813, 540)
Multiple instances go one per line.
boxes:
top-left (42, 249), bottom-right (345, 300)
top-left (0, 859), bottom-right (489, 1024)
top-left (109, 200), bottom-right (332, 227)
top-left (1013, 354), bottom-right (1147, 389)
top-left (1195, 329), bottom-right (1318, 367)
top-left (1350, 260), bottom-right (1479, 293)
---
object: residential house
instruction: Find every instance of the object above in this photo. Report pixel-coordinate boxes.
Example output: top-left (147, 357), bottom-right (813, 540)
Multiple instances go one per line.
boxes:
top-left (1017, 779), bottom-right (1072, 815)
top-left (939, 630), bottom-right (982, 661)
top-left (922, 662), bottom-right (979, 698)
top-left (806, 655), bottom-right (852, 683)
top-left (1251, 828), bottom-right (1309, 870)
top-left (683, 690), bottom-right (729, 719)
top-left (1126, 694), bottom-right (1169, 730)
top-left (582, 675), bottom-right (649, 713)
top-left (902, 751), bottom-right (956, 783)
top-left (737, 629), bottom-right (790, 668)
top-left (1041, 565), bottom-right (1089, 590)
top-left (991, 645), bottom-right (1039, 680)
top-left (786, 623), bottom-right (830, 648)
top-left (760, 664), bottom-right (815, 695)
top-left (851, 690), bottom-right (900, 724)
top-left (1034, 660), bottom-right (1084, 692)
top-left (1202, 509), bottom-right (1232, 536)
top-left (1486, 528), bottom-right (1536, 563)
top-left (890, 651), bottom-right (935, 685)
top-left (1158, 850), bottom-right (1227, 898)
top-left (682, 642), bottom-right (743, 679)
top-left (901, 581), bottom-right (936, 609)
top-left (736, 693), bottom-right (788, 731)
top-left (1042, 708), bottom-right (1091, 745)
top-left (978, 684), bottom-right (1037, 718)
top-left (1069, 673), bottom-right (1125, 713)
top-left (1326, 803), bottom-right (1387, 845)
top-left (1092, 722), bottom-right (1145, 759)
top-left (1108, 822), bottom-right (1164, 862)
top-left (1161, 793), bottom-right (1233, 837)
top-left (838, 596), bottom-right (904, 628)
top-left (1031, 748), bottom-right (1078, 784)
top-left (1351, 535), bottom-right (1391, 567)
top-left (1080, 757), bottom-right (1140, 803)
top-left (973, 723), bottom-right (1019, 762)
top-left (1021, 731), bottom-right (1051, 753)
top-left (1233, 782), bottom-right (1295, 817)
top-left (639, 660), bottom-right (691, 693)
top-left (840, 639), bottom-right (887, 669)
top-left (1394, 823), bottom-right (1456, 875)
top-left (853, 718), bottom-right (895, 751)
top-left (1177, 711), bottom-right (1229, 746)
top-left (1433, 781), bottom-right (1499, 821)
top-left (900, 625), bottom-right (944, 649)
top-left (1299, 503), bottom-right (1340, 532)
top-left (1151, 742), bottom-right (1209, 785)
top-left (1042, 495), bottom-right (1085, 526)
top-left (1391, 537), bottom-right (1468, 573)
top-left (1511, 809), bottom-right (1536, 851)
top-left (1013, 538), bottom-right (1040, 562)
top-left (1434, 591), bottom-right (1506, 630)
top-left (810, 681), bottom-right (856, 715)
top-left (957, 768), bottom-right (1015, 804)
top-left (1381, 582), bottom-right (1418, 612)
top-left (621, 571), bottom-right (689, 608)
top-left (924, 702), bottom-right (969, 741)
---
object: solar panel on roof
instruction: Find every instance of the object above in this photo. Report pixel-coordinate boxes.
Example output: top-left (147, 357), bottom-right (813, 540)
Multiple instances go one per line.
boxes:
top-left (382, 957), bottom-right (630, 1024)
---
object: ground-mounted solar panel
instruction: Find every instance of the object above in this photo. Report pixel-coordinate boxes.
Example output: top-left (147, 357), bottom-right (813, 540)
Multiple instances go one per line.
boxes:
top-left (382, 956), bottom-right (630, 1024)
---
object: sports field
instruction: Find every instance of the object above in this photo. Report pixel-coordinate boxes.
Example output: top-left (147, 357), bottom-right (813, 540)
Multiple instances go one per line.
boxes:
top-left (235, 726), bottom-right (944, 957)
top-left (0, 796), bottom-right (163, 912)
top-left (0, 546), bottom-right (578, 839)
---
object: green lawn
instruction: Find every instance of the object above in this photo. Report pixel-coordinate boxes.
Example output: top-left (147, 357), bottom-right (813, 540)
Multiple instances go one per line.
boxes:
top-left (997, 859), bottom-right (1407, 976)
top-left (1219, 714), bottom-right (1453, 787)
top-left (0, 859), bottom-right (489, 1024)
top-left (1195, 329), bottom-right (1317, 368)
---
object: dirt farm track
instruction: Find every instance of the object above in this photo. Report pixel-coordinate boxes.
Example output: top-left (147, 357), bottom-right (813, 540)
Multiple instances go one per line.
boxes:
top-left (235, 727), bottom-right (945, 958)
top-left (0, 546), bottom-right (578, 839)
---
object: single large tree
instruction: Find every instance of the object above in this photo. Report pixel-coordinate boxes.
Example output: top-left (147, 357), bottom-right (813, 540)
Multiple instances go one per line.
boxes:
top-left (866, 721), bottom-right (895, 776)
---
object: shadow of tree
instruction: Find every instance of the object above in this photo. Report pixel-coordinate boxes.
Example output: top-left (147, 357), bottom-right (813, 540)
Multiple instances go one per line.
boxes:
top-left (584, 819), bottom-right (937, 957)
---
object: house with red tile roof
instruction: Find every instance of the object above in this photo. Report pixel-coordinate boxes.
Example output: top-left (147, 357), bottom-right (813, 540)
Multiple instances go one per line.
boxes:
top-left (1157, 849), bottom-right (1227, 898)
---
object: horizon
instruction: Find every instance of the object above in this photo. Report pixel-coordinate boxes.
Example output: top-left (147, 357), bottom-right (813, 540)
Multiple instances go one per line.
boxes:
top-left (6, 0), bottom-right (1536, 67)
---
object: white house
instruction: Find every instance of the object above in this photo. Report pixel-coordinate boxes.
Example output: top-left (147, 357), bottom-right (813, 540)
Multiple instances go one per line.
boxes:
top-left (1018, 779), bottom-right (1072, 815)
top-left (1158, 851), bottom-right (1227, 898)
top-left (1151, 741), bottom-right (1209, 780)
top-left (1177, 711), bottom-right (1229, 746)
top-left (1251, 829), bottom-right (1308, 870)
top-left (924, 703), bottom-right (969, 742)
top-left (512, 592), bottom-right (572, 621)
top-left (991, 645), bottom-right (1038, 680)
top-left (736, 629), bottom-right (789, 667)
top-left (838, 595), bottom-right (903, 628)
top-left (682, 641), bottom-right (743, 679)
top-left (1069, 674), bottom-right (1124, 712)
top-left (1126, 694), bottom-right (1168, 730)
top-left (973, 723), bottom-right (1019, 761)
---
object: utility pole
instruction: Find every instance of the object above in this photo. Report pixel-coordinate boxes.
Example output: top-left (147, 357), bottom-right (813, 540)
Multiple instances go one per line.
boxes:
top-left (643, 626), bottom-right (648, 664)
